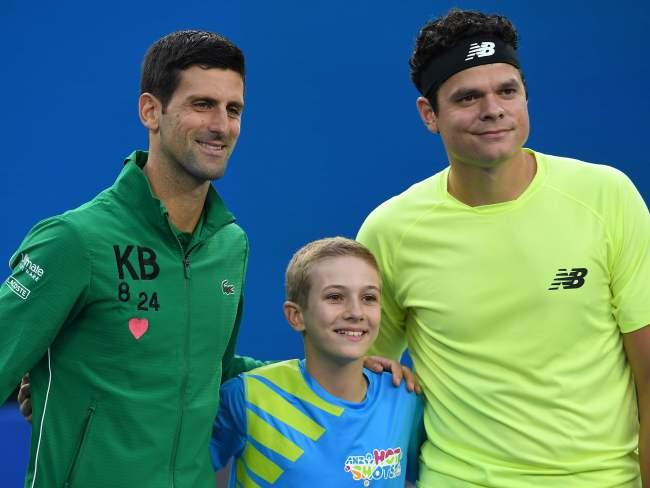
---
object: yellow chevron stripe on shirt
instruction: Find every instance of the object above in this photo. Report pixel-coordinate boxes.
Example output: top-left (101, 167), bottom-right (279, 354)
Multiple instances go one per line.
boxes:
top-left (242, 441), bottom-right (283, 483)
top-left (249, 361), bottom-right (344, 416)
top-left (236, 458), bottom-right (260, 488)
top-left (245, 376), bottom-right (325, 440)
top-left (247, 409), bottom-right (304, 461)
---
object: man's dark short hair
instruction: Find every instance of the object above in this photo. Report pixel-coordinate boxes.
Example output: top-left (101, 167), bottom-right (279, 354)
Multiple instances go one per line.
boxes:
top-left (410, 9), bottom-right (525, 113)
top-left (141, 30), bottom-right (245, 111)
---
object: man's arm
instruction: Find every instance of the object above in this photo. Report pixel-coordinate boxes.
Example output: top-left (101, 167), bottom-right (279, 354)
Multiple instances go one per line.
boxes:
top-left (0, 217), bottom-right (90, 404)
top-left (357, 211), bottom-right (409, 361)
top-left (220, 296), bottom-right (268, 383)
top-left (623, 325), bottom-right (650, 487)
top-left (357, 212), bottom-right (416, 390)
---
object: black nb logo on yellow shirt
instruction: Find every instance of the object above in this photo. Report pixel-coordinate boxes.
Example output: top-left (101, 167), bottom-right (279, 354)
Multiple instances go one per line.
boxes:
top-left (548, 268), bottom-right (588, 290)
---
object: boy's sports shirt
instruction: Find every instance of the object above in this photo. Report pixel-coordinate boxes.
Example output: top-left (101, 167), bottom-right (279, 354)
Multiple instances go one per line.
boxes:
top-left (211, 359), bottom-right (424, 487)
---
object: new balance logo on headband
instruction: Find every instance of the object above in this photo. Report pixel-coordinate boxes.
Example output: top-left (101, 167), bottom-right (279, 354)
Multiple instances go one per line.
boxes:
top-left (465, 42), bottom-right (496, 61)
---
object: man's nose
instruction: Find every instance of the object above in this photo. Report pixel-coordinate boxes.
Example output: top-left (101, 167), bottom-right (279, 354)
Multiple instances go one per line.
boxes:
top-left (479, 94), bottom-right (505, 120)
top-left (208, 107), bottom-right (229, 133)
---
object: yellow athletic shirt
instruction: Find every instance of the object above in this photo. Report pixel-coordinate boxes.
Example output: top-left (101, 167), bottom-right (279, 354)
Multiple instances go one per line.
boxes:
top-left (358, 150), bottom-right (650, 487)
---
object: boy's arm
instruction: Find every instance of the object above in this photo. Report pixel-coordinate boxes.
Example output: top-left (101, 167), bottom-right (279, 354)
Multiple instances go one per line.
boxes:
top-left (210, 377), bottom-right (248, 470)
top-left (215, 460), bottom-right (231, 488)
top-left (0, 218), bottom-right (90, 404)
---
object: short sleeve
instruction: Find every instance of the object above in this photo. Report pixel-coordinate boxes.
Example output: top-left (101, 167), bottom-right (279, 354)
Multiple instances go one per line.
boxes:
top-left (357, 212), bottom-right (408, 360)
top-left (607, 172), bottom-right (650, 332)
top-left (210, 376), bottom-right (248, 470)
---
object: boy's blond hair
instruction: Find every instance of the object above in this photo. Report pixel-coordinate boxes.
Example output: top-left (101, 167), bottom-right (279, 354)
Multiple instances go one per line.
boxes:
top-left (285, 237), bottom-right (380, 308)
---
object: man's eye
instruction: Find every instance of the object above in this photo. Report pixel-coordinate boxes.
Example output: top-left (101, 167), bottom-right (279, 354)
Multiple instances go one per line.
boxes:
top-left (193, 101), bottom-right (211, 110)
top-left (227, 106), bottom-right (242, 117)
top-left (501, 88), bottom-right (517, 96)
top-left (326, 294), bottom-right (342, 301)
top-left (458, 94), bottom-right (477, 104)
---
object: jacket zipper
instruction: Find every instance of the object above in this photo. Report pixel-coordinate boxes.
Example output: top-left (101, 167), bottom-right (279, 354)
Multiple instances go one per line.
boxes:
top-left (169, 239), bottom-right (194, 488)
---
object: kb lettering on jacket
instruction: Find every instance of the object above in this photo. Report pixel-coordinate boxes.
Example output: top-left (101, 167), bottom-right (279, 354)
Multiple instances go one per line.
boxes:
top-left (113, 245), bottom-right (160, 280)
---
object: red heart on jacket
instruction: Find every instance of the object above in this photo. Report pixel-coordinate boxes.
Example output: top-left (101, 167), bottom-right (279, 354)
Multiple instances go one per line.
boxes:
top-left (129, 318), bottom-right (149, 340)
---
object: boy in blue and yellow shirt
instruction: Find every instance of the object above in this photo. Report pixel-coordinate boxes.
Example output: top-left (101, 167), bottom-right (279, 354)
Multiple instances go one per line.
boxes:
top-left (210, 237), bottom-right (424, 486)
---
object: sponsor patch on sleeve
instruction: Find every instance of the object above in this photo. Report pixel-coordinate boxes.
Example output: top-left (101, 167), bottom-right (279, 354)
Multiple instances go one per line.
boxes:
top-left (5, 276), bottom-right (31, 300)
top-left (17, 253), bottom-right (46, 282)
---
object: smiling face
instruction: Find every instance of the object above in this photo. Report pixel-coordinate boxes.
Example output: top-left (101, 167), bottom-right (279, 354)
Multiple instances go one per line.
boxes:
top-left (285, 255), bottom-right (381, 368)
top-left (142, 66), bottom-right (244, 185)
top-left (418, 63), bottom-right (529, 169)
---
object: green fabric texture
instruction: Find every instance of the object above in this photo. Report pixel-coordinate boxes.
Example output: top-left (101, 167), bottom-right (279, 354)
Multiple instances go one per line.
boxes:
top-left (0, 151), bottom-right (264, 487)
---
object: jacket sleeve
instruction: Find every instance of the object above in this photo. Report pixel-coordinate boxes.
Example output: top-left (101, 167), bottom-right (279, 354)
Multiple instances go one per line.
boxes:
top-left (0, 217), bottom-right (91, 404)
top-left (220, 295), bottom-right (267, 383)
top-left (210, 376), bottom-right (247, 470)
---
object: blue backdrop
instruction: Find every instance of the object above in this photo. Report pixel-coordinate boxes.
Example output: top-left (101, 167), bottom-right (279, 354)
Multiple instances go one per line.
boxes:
top-left (1, 0), bottom-right (648, 484)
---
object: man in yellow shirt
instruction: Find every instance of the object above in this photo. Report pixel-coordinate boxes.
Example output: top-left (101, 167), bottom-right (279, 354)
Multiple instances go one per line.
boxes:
top-left (358, 8), bottom-right (650, 487)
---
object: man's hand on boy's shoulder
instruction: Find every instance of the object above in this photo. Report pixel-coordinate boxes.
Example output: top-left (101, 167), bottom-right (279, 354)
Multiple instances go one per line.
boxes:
top-left (17, 373), bottom-right (32, 422)
top-left (363, 356), bottom-right (421, 394)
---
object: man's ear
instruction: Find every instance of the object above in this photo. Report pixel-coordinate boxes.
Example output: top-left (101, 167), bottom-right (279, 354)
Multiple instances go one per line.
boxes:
top-left (284, 301), bottom-right (306, 333)
top-left (139, 92), bottom-right (162, 132)
top-left (416, 96), bottom-right (439, 134)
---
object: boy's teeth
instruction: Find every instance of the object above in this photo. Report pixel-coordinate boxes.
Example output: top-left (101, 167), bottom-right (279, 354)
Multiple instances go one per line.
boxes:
top-left (337, 330), bottom-right (363, 337)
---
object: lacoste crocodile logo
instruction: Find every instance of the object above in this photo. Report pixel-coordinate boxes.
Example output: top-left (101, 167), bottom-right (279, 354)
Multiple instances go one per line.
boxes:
top-left (221, 280), bottom-right (235, 295)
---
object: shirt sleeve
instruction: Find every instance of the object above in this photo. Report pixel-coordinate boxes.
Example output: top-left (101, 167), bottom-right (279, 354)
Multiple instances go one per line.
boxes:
top-left (357, 213), bottom-right (409, 361)
top-left (0, 216), bottom-right (91, 404)
top-left (210, 376), bottom-right (247, 470)
top-left (606, 171), bottom-right (650, 332)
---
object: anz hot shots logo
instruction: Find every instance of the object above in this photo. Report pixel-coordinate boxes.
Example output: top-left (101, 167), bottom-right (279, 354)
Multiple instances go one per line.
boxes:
top-left (344, 447), bottom-right (402, 486)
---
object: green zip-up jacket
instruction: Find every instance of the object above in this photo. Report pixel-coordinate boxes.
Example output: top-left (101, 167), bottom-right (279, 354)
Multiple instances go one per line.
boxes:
top-left (0, 151), bottom-right (262, 487)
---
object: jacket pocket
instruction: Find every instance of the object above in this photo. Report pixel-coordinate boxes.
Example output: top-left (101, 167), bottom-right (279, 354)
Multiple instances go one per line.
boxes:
top-left (63, 402), bottom-right (96, 487)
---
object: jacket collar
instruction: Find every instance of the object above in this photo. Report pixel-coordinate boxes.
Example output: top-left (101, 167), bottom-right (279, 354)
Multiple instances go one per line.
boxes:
top-left (112, 150), bottom-right (236, 242)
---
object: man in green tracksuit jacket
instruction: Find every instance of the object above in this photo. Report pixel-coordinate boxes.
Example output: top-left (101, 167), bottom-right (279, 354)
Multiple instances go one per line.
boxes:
top-left (0, 30), bottom-right (263, 487)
